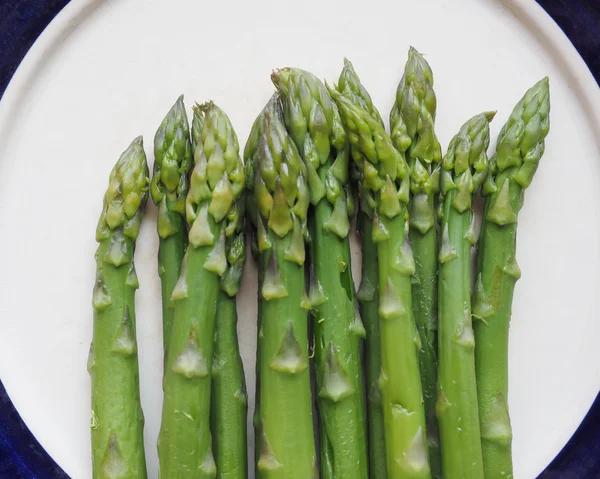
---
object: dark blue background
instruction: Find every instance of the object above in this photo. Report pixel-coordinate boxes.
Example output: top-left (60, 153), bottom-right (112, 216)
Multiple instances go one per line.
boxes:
top-left (0, 0), bottom-right (598, 477)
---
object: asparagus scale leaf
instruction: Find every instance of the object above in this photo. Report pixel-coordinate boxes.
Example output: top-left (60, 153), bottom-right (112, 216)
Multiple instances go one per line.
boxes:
top-left (390, 48), bottom-right (443, 477)
top-left (151, 95), bottom-right (193, 359)
top-left (273, 67), bottom-right (368, 479)
top-left (91, 136), bottom-right (149, 479)
top-left (474, 78), bottom-right (550, 479)
top-left (437, 111), bottom-right (494, 479)
top-left (158, 102), bottom-right (245, 478)
top-left (330, 78), bottom-right (432, 479)
top-left (248, 95), bottom-right (318, 479)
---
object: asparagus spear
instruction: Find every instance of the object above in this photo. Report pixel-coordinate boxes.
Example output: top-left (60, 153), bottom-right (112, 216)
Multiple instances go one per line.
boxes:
top-left (272, 67), bottom-right (368, 479)
top-left (390, 48), bottom-right (442, 477)
top-left (473, 78), bottom-right (550, 479)
top-left (212, 199), bottom-right (248, 479)
top-left (243, 96), bottom-right (275, 477)
top-left (437, 112), bottom-right (494, 479)
top-left (90, 136), bottom-right (149, 479)
top-left (248, 95), bottom-right (317, 478)
top-left (150, 95), bottom-right (193, 358)
top-left (158, 102), bottom-right (245, 478)
top-left (336, 59), bottom-right (387, 478)
top-left (330, 83), bottom-right (431, 479)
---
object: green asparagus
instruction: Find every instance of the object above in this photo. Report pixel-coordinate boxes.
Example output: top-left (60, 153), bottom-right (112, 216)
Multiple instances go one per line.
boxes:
top-left (158, 102), bottom-right (245, 478)
top-left (390, 48), bottom-right (442, 477)
top-left (243, 95), bottom-right (275, 478)
top-left (473, 78), bottom-right (550, 479)
top-left (330, 83), bottom-right (431, 479)
top-left (248, 95), bottom-right (317, 478)
top-left (272, 67), bottom-right (367, 479)
top-left (90, 136), bottom-right (149, 479)
top-left (150, 95), bottom-right (193, 358)
top-left (336, 59), bottom-right (387, 478)
top-left (437, 112), bottom-right (494, 479)
top-left (211, 202), bottom-right (248, 478)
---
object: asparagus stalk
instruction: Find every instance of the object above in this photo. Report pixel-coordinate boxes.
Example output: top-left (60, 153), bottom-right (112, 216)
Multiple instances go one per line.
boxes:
top-left (473, 78), bottom-right (550, 479)
top-left (90, 136), bottom-right (149, 479)
top-left (150, 95), bottom-right (193, 358)
top-left (273, 67), bottom-right (368, 479)
top-left (330, 83), bottom-right (431, 479)
top-left (248, 95), bottom-right (317, 478)
top-left (211, 201), bottom-right (248, 478)
top-left (158, 102), bottom-right (245, 478)
top-left (336, 59), bottom-right (387, 478)
top-left (357, 217), bottom-right (386, 476)
top-left (390, 48), bottom-right (443, 477)
top-left (436, 112), bottom-right (494, 479)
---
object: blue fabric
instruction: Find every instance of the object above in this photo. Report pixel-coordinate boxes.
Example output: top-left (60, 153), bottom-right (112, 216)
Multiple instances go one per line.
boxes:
top-left (0, 1), bottom-right (598, 477)
top-left (0, 382), bottom-right (68, 478)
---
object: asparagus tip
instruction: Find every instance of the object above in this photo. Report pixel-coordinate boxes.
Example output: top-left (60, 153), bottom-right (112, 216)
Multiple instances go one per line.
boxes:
top-left (485, 111), bottom-right (497, 122)
top-left (408, 45), bottom-right (427, 60)
top-left (271, 68), bottom-right (291, 91)
top-left (525, 77), bottom-right (550, 101)
top-left (193, 101), bottom-right (215, 115)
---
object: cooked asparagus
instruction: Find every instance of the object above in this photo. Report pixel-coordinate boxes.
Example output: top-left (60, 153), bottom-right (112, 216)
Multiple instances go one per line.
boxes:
top-left (337, 59), bottom-right (387, 478)
top-left (273, 67), bottom-right (368, 479)
top-left (473, 78), bottom-right (550, 479)
top-left (436, 111), bottom-right (494, 479)
top-left (158, 102), bottom-right (245, 478)
top-left (90, 136), bottom-right (149, 479)
top-left (330, 81), bottom-right (432, 479)
top-left (390, 48), bottom-right (442, 477)
top-left (248, 95), bottom-right (317, 479)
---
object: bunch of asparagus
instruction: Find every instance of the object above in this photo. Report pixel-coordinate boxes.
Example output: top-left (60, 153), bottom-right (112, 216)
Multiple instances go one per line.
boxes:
top-left (89, 48), bottom-right (549, 479)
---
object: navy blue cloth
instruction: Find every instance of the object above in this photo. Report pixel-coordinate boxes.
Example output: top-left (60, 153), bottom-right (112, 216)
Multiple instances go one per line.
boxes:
top-left (0, 0), bottom-right (598, 477)
top-left (538, 0), bottom-right (600, 86)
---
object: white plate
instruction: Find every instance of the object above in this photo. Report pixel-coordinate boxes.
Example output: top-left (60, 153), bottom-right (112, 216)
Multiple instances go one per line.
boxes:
top-left (0, 0), bottom-right (599, 477)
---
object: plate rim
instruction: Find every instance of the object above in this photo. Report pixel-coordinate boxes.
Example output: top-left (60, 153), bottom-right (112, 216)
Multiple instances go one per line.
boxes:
top-left (0, 0), bottom-right (598, 477)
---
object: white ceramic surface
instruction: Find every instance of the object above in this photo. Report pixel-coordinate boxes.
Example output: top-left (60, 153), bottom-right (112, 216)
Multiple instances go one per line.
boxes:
top-left (0, 0), bottom-right (599, 477)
